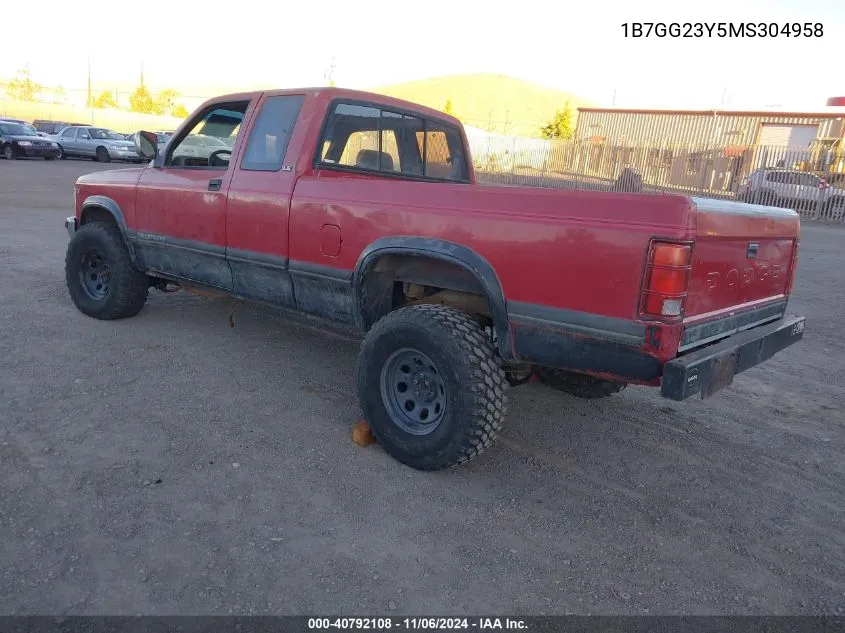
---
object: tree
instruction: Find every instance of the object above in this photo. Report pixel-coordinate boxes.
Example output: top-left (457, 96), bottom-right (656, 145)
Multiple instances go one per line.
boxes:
top-left (152, 88), bottom-right (179, 115)
top-left (172, 104), bottom-right (189, 118)
top-left (6, 67), bottom-right (42, 102)
top-left (444, 99), bottom-right (454, 116)
top-left (129, 84), bottom-right (154, 113)
top-left (93, 90), bottom-right (117, 109)
top-left (540, 102), bottom-right (574, 140)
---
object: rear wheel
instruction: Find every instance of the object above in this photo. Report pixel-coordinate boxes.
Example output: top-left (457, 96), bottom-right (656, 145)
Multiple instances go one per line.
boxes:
top-left (65, 222), bottom-right (149, 320)
top-left (96, 147), bottom-right (111, 163)
top-left (538, 368), bottom-right (627, 399)
top-left (356, 305), bottom-right (508, 471)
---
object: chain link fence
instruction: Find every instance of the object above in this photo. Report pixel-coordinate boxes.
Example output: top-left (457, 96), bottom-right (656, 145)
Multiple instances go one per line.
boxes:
top-left (469, 134), bottom-right (845, 223)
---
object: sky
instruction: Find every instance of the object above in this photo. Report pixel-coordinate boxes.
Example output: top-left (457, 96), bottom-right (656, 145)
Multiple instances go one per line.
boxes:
top-left (2, 0), bottom-right (843, 111)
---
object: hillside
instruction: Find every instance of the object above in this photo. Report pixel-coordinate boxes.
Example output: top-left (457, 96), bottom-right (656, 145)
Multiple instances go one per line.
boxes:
top-left (371, 74), bottom-right (592, 138)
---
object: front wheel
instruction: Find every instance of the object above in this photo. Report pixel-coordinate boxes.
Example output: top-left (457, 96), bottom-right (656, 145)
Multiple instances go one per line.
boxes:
top-left (356, 305), bottom-right (508, 471)
top-left (96, 147), bottom-right (111, 163)
top-left (65, 222), bottom-right (149, 320)
top-left (4, 145), bottom-right (17, 160)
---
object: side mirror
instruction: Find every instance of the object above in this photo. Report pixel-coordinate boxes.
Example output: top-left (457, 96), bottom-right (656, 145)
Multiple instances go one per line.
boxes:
top-left (134, 131), bottom-right (158, 160)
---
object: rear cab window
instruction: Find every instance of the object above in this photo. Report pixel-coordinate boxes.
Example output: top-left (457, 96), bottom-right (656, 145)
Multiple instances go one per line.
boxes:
top-left (317, 100), bottom-right (468, 183)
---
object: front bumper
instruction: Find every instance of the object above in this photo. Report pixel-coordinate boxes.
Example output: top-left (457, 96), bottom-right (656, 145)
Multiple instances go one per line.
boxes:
top-left (65, 216), bottom-right (77, 239)
top-left (108, 148), bottom-right (143, 161)
top-left (661, 315), bottom-right (806, 401)
top-left (18, 144), bottom-right (62, 158)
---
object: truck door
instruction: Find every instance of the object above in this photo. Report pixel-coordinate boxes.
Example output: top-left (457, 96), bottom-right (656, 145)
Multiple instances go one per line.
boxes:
top-left (224, 94), bottom-right (306, 308)
top-left (134, 99), bottom-right (253, 290)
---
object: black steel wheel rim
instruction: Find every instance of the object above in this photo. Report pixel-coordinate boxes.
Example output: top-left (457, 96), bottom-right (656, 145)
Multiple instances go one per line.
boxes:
top-left (380, 347), bottom-right (448, 435)
top-left (79, 248), bottom-right (111, 300)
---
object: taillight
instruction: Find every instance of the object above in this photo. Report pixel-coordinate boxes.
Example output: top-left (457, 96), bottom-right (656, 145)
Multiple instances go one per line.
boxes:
top-left (785, 239), bottom-right (800, 294)
top-left (640, 241), bottom-right (693, 320)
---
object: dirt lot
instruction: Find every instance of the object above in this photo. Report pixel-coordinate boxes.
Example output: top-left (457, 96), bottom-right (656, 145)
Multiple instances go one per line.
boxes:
top-left (1, 159), bottom-right (843, 616)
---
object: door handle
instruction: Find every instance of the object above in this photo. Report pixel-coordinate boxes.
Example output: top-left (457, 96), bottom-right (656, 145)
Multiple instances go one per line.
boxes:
top-left (208, 178), bottom-right (222, 192)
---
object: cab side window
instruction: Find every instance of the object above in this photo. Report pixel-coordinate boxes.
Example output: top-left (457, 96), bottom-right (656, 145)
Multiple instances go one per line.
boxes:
top-left (165, 101), bottom-right (249, 169)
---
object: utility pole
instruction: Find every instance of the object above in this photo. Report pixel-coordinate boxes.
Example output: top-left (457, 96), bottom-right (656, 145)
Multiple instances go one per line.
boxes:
top-left (87, 57), bottom-right (92, 107)
top-left (140, 61), bottom-right (145, 88)
top-left (323, 57), bottom-right (336, 87)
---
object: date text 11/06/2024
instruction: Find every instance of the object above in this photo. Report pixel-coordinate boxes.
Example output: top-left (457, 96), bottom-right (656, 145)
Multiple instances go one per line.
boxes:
top-left (308, 618), bottom-right (528, 630)
top-left (621, 22), bottom-right (823, 37)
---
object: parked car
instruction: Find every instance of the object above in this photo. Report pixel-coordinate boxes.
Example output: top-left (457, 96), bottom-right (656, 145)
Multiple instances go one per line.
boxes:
top-left (0, 121), bottom-right (62, 160)
top-left (170, 133), bottom-right (230, 159)
top-left (32, 120), bottom-right (88, 136)
top-left (61, 88), bottom-right (805, 471)
top-left (155, 131), bottom-right (173, 148)
top-left (51, 125), bottom-right (145, 163)
top-left (0, 116), bottom-right (26, 124)
top-left (737, 168), bottom-right (845, 216)
top-left (18, 122), bottom-right (47, 137)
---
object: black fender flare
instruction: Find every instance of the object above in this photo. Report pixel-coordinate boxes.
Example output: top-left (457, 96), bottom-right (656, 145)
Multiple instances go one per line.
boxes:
top-left (80, 195), bottom-right (139, 265)
top-left (353, 236), bottom-right (514, 360)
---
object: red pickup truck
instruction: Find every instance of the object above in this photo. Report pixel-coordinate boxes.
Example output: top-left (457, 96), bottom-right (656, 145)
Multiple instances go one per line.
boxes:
top-left (63, 87), bottom-right (806, 470)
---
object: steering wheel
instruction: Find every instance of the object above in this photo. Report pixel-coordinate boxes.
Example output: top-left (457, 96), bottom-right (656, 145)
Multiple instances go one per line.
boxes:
top-left (208, 149), bottom-right (232, 167)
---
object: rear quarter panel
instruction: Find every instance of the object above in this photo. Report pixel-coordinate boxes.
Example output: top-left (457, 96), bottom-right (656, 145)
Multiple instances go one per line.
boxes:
top-left (289, 173), bottom-right (695, 322)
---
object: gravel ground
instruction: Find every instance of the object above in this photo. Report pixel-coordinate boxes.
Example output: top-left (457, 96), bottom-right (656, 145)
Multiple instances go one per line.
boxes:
top-left (1, 159), bottom-right (843, 616)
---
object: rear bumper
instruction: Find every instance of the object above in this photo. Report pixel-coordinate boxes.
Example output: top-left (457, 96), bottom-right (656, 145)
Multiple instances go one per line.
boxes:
top-left (661, 315), bottom-right (806, 401)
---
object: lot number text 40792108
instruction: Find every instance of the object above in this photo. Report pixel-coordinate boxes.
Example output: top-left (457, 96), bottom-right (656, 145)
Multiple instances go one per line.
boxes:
top-left (307, 618), bottom-right (528, 630)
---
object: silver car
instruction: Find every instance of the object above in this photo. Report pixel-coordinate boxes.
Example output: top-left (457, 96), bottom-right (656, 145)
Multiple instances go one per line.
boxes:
top-left (737, 168), bottom-right (845, 217)
top-left (171, 134), bottom-right (231, 160)
top-left (51, 126), bottom-right (145, 163)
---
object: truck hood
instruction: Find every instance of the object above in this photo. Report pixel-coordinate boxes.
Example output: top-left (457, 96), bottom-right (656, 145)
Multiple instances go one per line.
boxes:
top-left (76, 166), bottom-right (147, 187)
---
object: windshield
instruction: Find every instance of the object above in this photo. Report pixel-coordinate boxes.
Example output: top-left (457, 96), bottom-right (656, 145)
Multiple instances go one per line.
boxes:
top-left (88, 128), bottom-right (123, 140)
top-left (0, 123), bottom-right (33, 136)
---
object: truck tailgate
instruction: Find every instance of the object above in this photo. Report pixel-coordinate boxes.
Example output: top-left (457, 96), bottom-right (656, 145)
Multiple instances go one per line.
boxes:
top-left (680, 197), bottom-right (800, 351)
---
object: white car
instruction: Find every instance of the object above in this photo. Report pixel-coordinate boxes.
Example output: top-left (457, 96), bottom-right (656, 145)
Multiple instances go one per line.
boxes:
top-left (171, 134), bottom-right (231, 159)
top-left (737, 168), bottom-right (845, 216)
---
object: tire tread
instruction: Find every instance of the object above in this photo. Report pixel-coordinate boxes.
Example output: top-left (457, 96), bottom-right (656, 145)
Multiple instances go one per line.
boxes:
top-left (65, 222), bottom-right (148, 320)
top-left (357, 304), bottom-right (508, 470)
